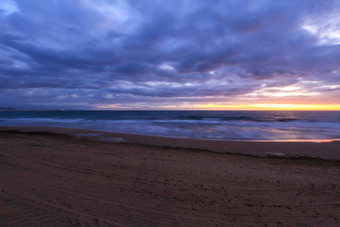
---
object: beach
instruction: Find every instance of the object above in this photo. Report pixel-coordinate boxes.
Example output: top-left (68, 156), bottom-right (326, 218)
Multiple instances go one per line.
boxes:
top-left (1, 127), bottom-right (340, 226)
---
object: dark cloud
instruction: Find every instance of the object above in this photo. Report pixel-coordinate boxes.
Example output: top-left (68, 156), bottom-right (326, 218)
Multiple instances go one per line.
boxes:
top-left (0, 0), bottom-right (339, 109)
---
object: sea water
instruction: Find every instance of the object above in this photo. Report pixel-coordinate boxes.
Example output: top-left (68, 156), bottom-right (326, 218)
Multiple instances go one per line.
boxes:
top-left (0, 111), bottom-right (339, 141)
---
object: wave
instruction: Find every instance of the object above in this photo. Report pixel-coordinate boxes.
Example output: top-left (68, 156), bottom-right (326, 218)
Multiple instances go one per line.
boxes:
top-left (1, 116), bottom-right (340, 128)
top-left (1, 111), bottom-right (339, 140)
top-left (1, 117), bottom-right (340, 140)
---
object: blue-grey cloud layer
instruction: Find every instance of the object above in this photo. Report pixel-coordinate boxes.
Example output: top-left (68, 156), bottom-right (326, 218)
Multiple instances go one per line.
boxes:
top-left (0, 0), bottom-right (339, 109)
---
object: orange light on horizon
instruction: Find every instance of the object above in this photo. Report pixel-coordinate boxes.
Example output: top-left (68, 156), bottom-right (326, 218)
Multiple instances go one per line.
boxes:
top-left (192, 103), bottom-right (340, 111)
top-left (95, 103), bottom-right (340, 110)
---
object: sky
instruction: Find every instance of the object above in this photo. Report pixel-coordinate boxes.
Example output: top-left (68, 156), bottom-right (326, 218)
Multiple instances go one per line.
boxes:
top-left (0, 0), bottom-right (340, 110)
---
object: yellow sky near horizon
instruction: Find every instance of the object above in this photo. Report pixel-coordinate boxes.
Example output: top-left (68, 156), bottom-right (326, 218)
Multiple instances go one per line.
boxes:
top-left (97, 103), bottom-right (340, 111)
top-left (190, 104), bottom-right (340, 111)
top-left (96, 81), bottom-right (340, 111)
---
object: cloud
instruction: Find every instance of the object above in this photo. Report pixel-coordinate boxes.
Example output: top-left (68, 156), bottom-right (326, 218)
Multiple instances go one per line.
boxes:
top-left (0, 0), bottom-right (339, 109)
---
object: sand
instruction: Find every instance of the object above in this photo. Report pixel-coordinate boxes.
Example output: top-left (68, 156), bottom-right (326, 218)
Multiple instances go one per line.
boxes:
top-left (0, 127), bottom-right (340, 226)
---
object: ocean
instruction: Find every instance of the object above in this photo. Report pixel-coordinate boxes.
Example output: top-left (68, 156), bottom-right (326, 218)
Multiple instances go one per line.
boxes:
top-left (0, 110), bottom-right (339, 141)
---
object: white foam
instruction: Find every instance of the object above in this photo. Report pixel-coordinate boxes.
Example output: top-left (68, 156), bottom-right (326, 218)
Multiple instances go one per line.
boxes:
top-left (100, 137), bottom-right (126, 143)
top-left (266, 152), bottom-right (286, 157)
top-left (72, 133), bottom-right (102, 137)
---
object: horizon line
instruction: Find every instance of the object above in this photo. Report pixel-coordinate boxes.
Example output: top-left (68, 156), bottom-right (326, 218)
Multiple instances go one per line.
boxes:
top-left (2, 109), bottom-right (340, 111)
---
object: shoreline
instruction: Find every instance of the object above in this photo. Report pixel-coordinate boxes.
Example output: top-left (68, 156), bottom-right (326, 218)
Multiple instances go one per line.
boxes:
top-left (1, 126), bottom-right (340, 160)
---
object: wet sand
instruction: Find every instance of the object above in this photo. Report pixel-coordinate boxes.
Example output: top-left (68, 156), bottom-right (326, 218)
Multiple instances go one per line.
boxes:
top-left (0, 127), bottom-right (340, 226)
top-left (2, 126), bottom-right (340, 160)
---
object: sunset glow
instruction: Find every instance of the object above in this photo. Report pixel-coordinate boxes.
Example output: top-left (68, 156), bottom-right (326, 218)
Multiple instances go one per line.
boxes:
top-left (241, 104), bottom-right (340, 111)
top-left (1, 2), bottom-right (340, 225)
top-left (0, 0), bottom-right (339, 110)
